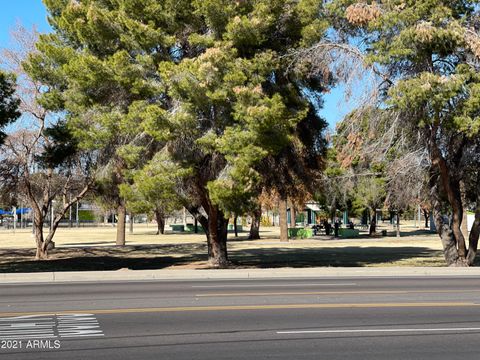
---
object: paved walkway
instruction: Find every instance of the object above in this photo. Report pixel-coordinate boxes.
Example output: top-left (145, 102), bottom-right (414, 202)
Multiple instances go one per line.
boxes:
top-left (2, 266), bottom-right (480, 284)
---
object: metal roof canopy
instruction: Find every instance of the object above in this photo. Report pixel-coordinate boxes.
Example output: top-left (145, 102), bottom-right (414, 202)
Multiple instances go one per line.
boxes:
top-left (305, 203), bottom-right (321, 212)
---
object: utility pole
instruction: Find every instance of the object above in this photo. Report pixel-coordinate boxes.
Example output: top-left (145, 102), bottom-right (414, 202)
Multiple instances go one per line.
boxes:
top-left (50, 201), bottom-right (54, 232)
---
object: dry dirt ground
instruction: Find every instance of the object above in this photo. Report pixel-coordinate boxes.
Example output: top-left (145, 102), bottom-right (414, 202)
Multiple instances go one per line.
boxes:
top-left (0, 222), bottom-right (459, 272)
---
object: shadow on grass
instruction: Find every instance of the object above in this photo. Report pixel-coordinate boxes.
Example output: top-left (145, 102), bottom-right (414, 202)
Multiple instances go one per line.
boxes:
top-left (394, 229), bottom-right (437, 237)
top-left (229, 246), bottom-right (446, 268)
top-left (0, 255), bottom-right (207, 273)
top-left (0, 243), bottom-right (208, 273)
top-left (63, 241), bottom-right (116, 246)
top-left (0, 243), bottom-right (457, 272)
top-left (308, 228), bottom-right (437, 240)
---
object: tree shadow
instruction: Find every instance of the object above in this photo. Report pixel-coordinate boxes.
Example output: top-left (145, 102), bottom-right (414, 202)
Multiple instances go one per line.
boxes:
top-left (63, 241), bottom-right (115, 246)
top-left (394, 229), bottom-right (437, 237)
top-left (0, 244), bottom-right (463, 272)
top-left (228, 246), bottom-right (446, 268)
top-left (0, 243), bottom-right (208, 273)
top-left (307, 227), bottom-right (437, 240)
top-left (0, 255), bottom-right (207, 273)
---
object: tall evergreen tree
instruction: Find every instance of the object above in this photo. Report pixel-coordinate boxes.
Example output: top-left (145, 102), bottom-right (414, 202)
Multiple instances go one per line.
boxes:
top-left (327, 0), bottom-right (480, 265)
top-left (0, 71), bottom-right (20, 144)
top-left (30, 0), bottom-right (329, 267)
top-left (28, 0), bottom-right (193, 245)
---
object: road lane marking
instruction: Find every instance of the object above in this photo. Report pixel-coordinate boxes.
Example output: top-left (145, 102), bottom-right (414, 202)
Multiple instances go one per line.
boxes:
top-left (191, 283), bottom-right (357, 288)
top-left (0, 302), bottom-right (477, 317)
top-left (277, 327), bottom-right (480, 334)
top-left (195, 289), bottom-right (480, 297)
top-left (0, 314), bottom-right (104, 340)
top-left (0, 334), bottom-right (56, 339)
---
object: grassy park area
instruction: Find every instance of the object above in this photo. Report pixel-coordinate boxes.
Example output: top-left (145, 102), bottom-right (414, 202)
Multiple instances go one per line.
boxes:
top-left (1, 0), bottom-right (478, 270)
top-left (0, 222), bottom-right (462, 273)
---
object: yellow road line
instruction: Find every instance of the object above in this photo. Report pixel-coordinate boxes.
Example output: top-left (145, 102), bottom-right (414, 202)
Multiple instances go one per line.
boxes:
top-left (195, 289), bottom-right (480, 297)
top-left (0, 302), bottom-right (477, 317)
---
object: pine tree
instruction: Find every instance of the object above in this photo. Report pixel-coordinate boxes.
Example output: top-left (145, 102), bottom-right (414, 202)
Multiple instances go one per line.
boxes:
top-left (30, 0), bottom-right (329, 267)
top-left (329, 0), bottom-right (480, 265)
top-left (0, 71), bottom-right (20, 144)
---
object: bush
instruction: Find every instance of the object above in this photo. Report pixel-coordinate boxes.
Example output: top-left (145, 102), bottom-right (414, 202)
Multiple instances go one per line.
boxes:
top-left (78, 210), bottom-right (95, 221)
top-left (338, 228), bottom-right (361, 238)
top-left (260, 216), bottom-right (272, 227)
top-left (288, 227), bottom-right (313, 239)
top-left (185, 224), bottom-right (205, 233)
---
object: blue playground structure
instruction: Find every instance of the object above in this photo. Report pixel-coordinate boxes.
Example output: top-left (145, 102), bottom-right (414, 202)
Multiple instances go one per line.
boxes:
top-left (0, 208), bottom-right (32, 216)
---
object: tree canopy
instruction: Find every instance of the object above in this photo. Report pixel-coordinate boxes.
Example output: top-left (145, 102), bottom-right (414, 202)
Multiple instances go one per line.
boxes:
top-left (0, 26), bottom-right (95, 259)
top-left (0, 0), bottom-right (478, 268)
top-left (0, 71), bottom-right (20, 144)
top-left (324, 0), bottom-right (480, 265)
top-left (28, 0), bottom-right (330, 266)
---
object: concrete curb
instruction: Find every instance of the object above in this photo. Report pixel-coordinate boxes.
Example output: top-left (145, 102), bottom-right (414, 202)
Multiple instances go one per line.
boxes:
top-left (1, 267), bottom-right (480, 284)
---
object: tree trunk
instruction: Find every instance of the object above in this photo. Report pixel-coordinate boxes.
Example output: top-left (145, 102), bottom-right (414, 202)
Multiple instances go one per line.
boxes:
top-left (186, 206), bottom-right (208, 235)
top-left (466, 190), bottom-right (480, 266)
top-left (369, 208), bottom-right (376, 236)
top-left (396, 212), bottom-right (401, 238)
top-left (233, 215), bottom-right (238, 238)
top-left (461, 210), bottom-right (469, 239)
top-left (430, 177), bottom-right (467, 267)
top-left (129, 212), bottom-right (134, 234)
top-left (290, 203), bottom-right (296, 228)
top-left (431, 142), bottom-right (467, 260)
top-left (206, 205), bottom-right (229, 268)
top-left (423, 209), bottom-right (429, 228)
top-left (25, 179), bottom-right (91, 260)
top-left (34, 210), bottom-right (47, 260)
top-left (460, 181), bottom-right (469, 239)
top-left (279, 197), bottom-right (288, 242)
top-left (467, 211), bottom-right (480, 266)
top-left (249, 207), bottom-right (261, 240)
top-left (154, 209), bottom-right (165, 235)
top-left (433, 202), bottom-right (463, 266)
top-left (34, 209), bottom-right (61, 260)
top-left (35, 237), bottom-right (54, 260)
top-left (450, 186), bottom-right (467, 258)
top-left (116, 202), bottom-right (126, 246)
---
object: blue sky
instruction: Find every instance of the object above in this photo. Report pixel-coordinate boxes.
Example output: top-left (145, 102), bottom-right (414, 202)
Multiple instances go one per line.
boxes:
top-left (0, 1), bottom-right (51, 44)
top-left (0, 0), bottom-right (351, 129)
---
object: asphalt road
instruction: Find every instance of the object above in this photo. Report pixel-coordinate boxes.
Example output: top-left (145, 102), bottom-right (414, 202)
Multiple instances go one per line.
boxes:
top-left (1, 276), bottom-right (480, 359)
